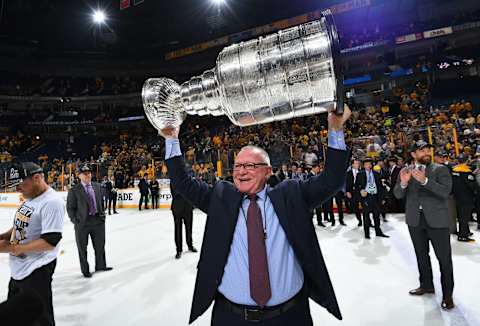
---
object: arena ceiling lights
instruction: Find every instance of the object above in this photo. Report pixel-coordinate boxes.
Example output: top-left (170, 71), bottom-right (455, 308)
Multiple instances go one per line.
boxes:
top-left (92, 10), bottom-right (107, 24)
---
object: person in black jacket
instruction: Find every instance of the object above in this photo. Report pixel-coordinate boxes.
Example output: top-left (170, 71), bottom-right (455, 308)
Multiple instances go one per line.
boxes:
top-left (67, 164), bottom-right (113, 278)
top-left (149, 178), bottom-right (160, 209)
top-left (105, 176), bottom-right (118, 215)
top-left (138, 173), bottom-right (150, 210)
top-left (387, 156), bottom-right (402, 213)
top-left (345, 159), bottom-right (362, 226)
top-left (159, 106), bottom-right (351, 325)
top-left (278, 163), bottom-right (291, 181)
top-left (170, 183), bottom-right (198, 259)
top-left (267, 168), bottom-right (281, 188)
top-left (355, 158), bottom-right (389, 239)
top-left (451, 155), bottom-right (478, 242)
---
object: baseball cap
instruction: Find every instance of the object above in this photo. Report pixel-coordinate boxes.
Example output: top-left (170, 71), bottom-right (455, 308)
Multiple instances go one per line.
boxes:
top-left (409, 140), bottom-right (433, 152)
top-left (78, 163), bottom-right (93, 173)
top-left (4, 162), bottom-right (43, 188)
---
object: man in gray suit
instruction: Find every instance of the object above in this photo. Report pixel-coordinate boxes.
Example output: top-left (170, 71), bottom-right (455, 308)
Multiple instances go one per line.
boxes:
top-left (394, 140), bottom-right (454, 310)
top-left (67, 164), bottom-right (113, 278)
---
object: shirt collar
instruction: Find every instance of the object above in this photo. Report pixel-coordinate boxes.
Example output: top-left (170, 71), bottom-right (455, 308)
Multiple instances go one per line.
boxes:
top-left (245, 185), bottom-right (267, 202)
top-left (81, 181), bottom-right (91, 187)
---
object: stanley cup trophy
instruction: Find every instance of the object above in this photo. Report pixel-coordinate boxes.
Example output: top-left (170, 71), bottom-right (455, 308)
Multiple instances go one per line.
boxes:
top-left (142, 10), bottom-right (343, 131)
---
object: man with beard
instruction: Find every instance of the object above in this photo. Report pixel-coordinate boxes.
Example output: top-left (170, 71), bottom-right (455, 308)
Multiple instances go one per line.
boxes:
top-left (394, 140), bottom-right (455, 310)
top-left (0, 162), bottom-right (64, 326)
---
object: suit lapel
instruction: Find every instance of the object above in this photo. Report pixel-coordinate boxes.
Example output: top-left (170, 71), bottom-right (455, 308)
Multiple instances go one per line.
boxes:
top-left (93, 183), bottom-right (102, 211)
top-left (78, 183), bottom-right (89, 204)
top-left (266, 186), bottom-right (292, 241)
top-left (226, 189), bottom-right (243, 236)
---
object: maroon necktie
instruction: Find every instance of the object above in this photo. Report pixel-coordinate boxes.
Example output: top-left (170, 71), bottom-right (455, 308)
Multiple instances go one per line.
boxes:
top-left (247, 194), bottom-right (271, 307)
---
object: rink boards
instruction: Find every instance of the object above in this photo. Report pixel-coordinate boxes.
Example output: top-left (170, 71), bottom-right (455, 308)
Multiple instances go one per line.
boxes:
top-left (0, 180), bottom-right (173, 209)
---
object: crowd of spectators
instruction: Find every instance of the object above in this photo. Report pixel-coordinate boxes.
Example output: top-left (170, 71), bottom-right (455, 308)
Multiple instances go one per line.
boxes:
top-left (1, 84), bottom-right (478, 191)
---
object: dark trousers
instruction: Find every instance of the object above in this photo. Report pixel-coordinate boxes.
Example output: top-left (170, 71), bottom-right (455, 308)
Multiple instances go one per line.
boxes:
top-left (322, 193), bottom-right (345, 224)
top-left (8, 259), bottom-right (57, 326)
top-left (151, 192), bottom-right (159, 209)
top-left (211, 293), bottom-right (313, 326)
top-left (102, 194), bottom-right (108, 211)
top-left (408, 212), bottom-right (454, 299)
top-left (173, 208), bottom-right (193, 253)
top-left (314, 207), bottom-right (323, 226)
top-left (362, 194), bottom-right (382, 237)
top-left (348, 194), bottom-right (362, 222)
top-left (139, 193), bottom-right (149, 210)
top-left (74, 222), bottom-right (107, 275)
top-left (108, 194), bottom-right (117, 214)
top-left (322, 199), bottom-right (334, 222)
top-left (476, 197), bottom-right (480, 227)
top-left (456, 203), bottom-right (473, 237)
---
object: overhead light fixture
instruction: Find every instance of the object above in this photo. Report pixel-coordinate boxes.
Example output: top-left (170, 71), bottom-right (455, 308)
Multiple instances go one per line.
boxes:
top-left (92, 10), bottom-right (106, 24)
top-left (211, 0), bottom-right (226, 5)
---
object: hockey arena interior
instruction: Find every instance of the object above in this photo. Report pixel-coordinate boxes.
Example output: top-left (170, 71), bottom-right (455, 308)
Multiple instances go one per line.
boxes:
top-left (0, 1), bottom-right (480, 325)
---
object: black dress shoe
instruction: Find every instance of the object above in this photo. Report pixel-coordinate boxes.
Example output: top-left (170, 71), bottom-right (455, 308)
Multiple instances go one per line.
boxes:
top-left (441, 297), bottom-right (455, 310)
top-left (96, 267), bottom-right (113, 272)
top-left (409, 288), bottom-right (435, 295)
top-left (377, 233), bottom-right (390, 238)
top-left (340, 221), bottom-right (346, 226)
top-left (175, 252), bottom-right (182, 259)
top-left (358, 222), bottom-right (362, 227)
top-left (458, 237), bottom-right (475, 242)
top-left (114, 211), bottom-right (119, 214)
top-left (83, 272), bottom-right (92, 278)
top-left (365, 235), bottom-right (371, 239)
top-left (189, 247), bottom-right (198, 253)
top-left (318, 223), bottom-right (326, 227)
top-left (108, 211), bottom-right (111, 215)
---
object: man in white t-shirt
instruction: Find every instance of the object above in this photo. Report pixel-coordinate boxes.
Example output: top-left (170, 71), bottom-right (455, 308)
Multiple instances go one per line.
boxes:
top-left (0, 162), bottom-right (64, 326)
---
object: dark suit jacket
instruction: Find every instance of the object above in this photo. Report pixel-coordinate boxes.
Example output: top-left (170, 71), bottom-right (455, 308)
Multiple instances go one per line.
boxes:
top-left (170, 182), bottom-right (193, 215)
top-left (66, 182), bottom-right (105, 226)
top-left (345, 169), bottom-right (360, 194)
top-left (278, 170), bottom-right (291, 181)
top-left (388, 166), bottom-right (401, 189)
top-left (393, 163), bottom-right (452, 228)
top-left (105, 181), bottom-right (117, 198)
top-left (166, 147), bottom-right (349, 324)
top-left (138, 178), bottom-right (149, 195)
top-left (354, 170), bottom-right (385, 201)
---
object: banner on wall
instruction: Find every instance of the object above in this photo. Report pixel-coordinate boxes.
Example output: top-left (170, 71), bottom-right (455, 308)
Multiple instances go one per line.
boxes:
top-left (0, 180), bottom-right (172, 209)
top-left (395, 32), bottom-right (423, 44)
top-left (423, 27), bottom-right (453, 39)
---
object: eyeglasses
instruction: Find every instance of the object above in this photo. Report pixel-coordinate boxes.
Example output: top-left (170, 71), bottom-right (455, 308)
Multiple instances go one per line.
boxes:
top-left (233, 163), bottom-right (269, 171)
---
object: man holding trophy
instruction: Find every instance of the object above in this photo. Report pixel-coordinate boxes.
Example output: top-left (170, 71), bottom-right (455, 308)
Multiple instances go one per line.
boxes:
top-left (142, 11), bottom-right (349, 325)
